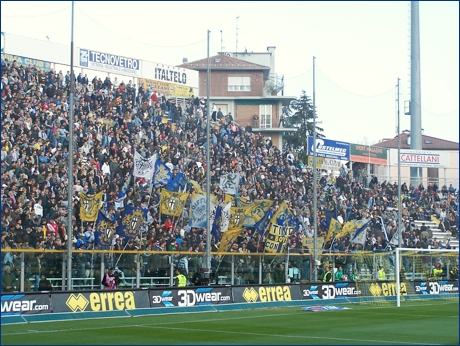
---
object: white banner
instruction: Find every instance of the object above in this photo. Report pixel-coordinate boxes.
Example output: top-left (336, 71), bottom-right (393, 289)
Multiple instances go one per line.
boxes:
top-left (133, 151), bottom-right (156, 178)
top-left (142, 60), bottom-right (199, 88)
top-left (390, 149), bottom-right (449, 168)
top-left (190, 193), bottom-right (207, 228)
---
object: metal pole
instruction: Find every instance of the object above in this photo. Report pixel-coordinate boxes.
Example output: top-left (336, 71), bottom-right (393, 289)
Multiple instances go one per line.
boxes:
top-left (312, 56), bottom-right (318, 282)
top-left (20, 252), bottom-right (25, 292)
top-left (66, 0), bottom-right (75, 291)
top-left (397, 78), bottom-right (402, 248)
top-left (136, 257), bottom-right (140, 289)
top-left (204, 30), bottom-right (212, 281)
top-left (396, 248), bottom-right (401, 307)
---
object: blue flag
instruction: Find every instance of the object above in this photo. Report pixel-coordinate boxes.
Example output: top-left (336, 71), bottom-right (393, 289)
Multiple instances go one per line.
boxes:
top-left (211, 205), bottom-right (223, 241)
top-left (325, 207), bottom-right (338, 229)
top-left (95, 211), bottom-right (117, 247)
top-left (153, 160), bottom-right (172, 187)
top-left (166, 172), bottom-right (188, 192)
top-left (116, 205), bottom-right (148, 239)
top-left (118, 171), bottom-right (132, 200)
top-left (254, 209), bottom-right (274, 235)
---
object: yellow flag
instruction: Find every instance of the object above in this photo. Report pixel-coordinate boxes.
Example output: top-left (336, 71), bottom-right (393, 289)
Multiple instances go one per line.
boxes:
top-left (79, 191), bottom-right (103, 222)
top-left (228, 206), bottom-right (250, 231)
top-left (218, 228), bottom-right (244, 252)
top-left (159, 190), bottom-right (189, 217)
top-left (335, 220), bottom-right (358, 239)
top-left (326, 218), bottom-right (342, 242)
top-left (431, 215), bottom-right (441, 226)
top-left (224, 194), bottom-right (235, 206)
top-left (189, 180), bottom-right (204, 194)
top-left (270, 201), bottom-right (292, 225)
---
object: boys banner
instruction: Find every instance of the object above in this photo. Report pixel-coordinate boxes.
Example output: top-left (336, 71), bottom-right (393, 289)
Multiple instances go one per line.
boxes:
top-left (133, 151), bottom-right (156, 178)
top-left (264, 223), bottom-right (294, 253)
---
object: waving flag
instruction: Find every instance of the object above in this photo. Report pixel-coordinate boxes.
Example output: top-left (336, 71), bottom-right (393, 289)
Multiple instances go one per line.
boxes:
top-left (166, 172), bottom-right (188, 192)
top-left (117, 171), bottom-right (132, 201)
top-left (335, 220), bottom-right (358, 239)
top-left (133, 151), bottom-right (156, 178)
top-left (210, 202), bottom-right (222, 241)
top-left (325, 207), bottom-right (338, 229)
top-left (79, 191), bottom-right (103, 221)
top-left (153, 160), bottom-right (172, 186)
top-left (228, 206), bottom-right (249, 231)
top-left (325, 217), bottom-right (342, 242)
top-left (219, 173), bottom-right (240, 195)
top-left (159, 189), bottom-right (189, 217)
top-left (190, 192), bottom-right (207, 228)
top-left (95, 211), bottom-right (117, 247)
top-left (350, 219), bottom-right (372, 245)
top-left (117, 205), bottom-right (148, 239)
top-left (243, 200), bottom-right (274, 227)
top-left (189, 179), bottom-right (204, 194)
top-left (218, 228), bottom-right (244, 252)
top-left (254, 208), bottom-right (274, 235)
top-left (270, 201), bottom-right (292, 226)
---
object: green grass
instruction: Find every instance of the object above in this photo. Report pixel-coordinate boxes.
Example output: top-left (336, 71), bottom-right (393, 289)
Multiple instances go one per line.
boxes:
top-left (2, 300), bottom-right (458, 345)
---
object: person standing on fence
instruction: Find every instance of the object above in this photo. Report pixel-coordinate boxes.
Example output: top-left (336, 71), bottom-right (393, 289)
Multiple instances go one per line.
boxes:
top-left (377, 265), bottom-right (385, 280)
top-left (102, 267), bottom-right (119, 290)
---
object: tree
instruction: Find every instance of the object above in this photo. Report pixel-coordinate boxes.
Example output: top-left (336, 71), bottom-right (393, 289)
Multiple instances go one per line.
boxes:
top-left (282, 90), bottom-right (324, 164)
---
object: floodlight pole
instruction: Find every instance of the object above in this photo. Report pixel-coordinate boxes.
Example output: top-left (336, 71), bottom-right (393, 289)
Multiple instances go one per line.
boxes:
top-left (312, 56), bottom-right (318, 282)
top-left (397, 78), bottom-right (402, 248)
top-left (66, 0), bottom-right (75, 291)
top-left (204, 30), bottom-right (212, 282)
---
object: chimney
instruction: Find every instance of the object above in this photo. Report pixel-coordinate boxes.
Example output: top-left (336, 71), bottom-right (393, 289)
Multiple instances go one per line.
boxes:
top-left (182, 58), bottom-right (188, 64)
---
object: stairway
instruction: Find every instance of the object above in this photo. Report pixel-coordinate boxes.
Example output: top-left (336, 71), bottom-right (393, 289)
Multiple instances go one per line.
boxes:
top-left (412, 220), bottom-right (459, 249)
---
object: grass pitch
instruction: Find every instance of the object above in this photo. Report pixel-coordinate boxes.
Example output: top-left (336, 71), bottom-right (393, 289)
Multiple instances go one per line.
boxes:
top-left (2, 300), bottom-right (458, 345)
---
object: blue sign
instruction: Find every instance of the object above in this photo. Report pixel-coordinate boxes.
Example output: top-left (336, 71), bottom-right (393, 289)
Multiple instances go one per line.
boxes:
top-left (79, 48), bottom-right (141, 77)
top-left (308, 136), bottom-right (350, 161)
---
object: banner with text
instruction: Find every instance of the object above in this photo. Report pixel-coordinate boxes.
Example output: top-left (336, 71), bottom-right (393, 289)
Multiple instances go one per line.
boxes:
top-left (307, 156), bottom-right (342, 171)
top-left (308, 137), bottom-right (350, 161)
top-left (233, 285), bottom-right (302, 303)
top-left (264, 223), bottom-right (294, 253)
top-left (142, 60), bottom-right (199, 88)
top-left (1, 293), bottom-right (51, 315)
top-left (412, 280), bottom-right (458, 295)
top-left (149, 287), bottom-right (232, 307)
top-left (78, 48), bottom-right (141, 77)
top-left (51, 290), bottom-right (150, 313)
top-left (301, 282), bottom-right (359, 300)
top-left (350, 143), bottom-right (388, 165)
top-left (1, 53), bottom-right (52, 72)
top-left (302, 237), bottom-right (325, 251)
top-left (389, 149), bottom-right (449, 168)
top-left (138, 77), bottom-right (195, 98)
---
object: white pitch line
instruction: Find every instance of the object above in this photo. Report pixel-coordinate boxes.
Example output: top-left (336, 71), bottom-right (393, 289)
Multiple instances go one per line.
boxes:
top-left (136, 324), bottom-right (439, 345)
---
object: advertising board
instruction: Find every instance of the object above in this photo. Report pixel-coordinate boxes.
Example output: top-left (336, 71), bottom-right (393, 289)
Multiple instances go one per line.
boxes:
top-left (79, 48), bottom-right (141, 77)
top-left (149, 287), bottom-right (232, 307)
top-left (301, 282), bottom-right (359, 299)
top-left (232, 285), bottom-right (301, 303)
top-left (1, 293), bottom-right (51, 315)
top-left (307, 137), bottom-right (350, 161)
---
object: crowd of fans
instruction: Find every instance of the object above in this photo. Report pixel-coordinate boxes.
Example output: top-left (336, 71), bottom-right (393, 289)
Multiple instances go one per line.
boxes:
top-left (1, 58), bottom-right (458, 291)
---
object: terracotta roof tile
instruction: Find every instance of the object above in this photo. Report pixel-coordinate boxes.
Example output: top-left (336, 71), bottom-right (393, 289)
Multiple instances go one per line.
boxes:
top-left (177, 54), bottom-right (270, 71)
top-left (373, 133), bottom-right (459, 150)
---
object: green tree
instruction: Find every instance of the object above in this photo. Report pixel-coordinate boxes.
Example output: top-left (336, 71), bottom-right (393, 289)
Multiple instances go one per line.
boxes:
top-left (282, 90), bottom-right (324, 163)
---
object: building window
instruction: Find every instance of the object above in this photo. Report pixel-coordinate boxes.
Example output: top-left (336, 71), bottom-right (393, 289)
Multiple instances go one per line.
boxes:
top-left (228, 76), bottom-right (251, 92)
top-left (259, 104), bottom-right (272, 128)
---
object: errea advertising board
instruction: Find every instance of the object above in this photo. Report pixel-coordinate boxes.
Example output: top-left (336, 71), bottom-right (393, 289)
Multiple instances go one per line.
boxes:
top-left (307, 137), bottom-right (350, 161)
top-left (78, 48), bottom-right (141, 77)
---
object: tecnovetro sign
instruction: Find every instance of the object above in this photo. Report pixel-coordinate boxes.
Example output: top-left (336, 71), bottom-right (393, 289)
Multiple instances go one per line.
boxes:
top-left (308, 137), bottom-right (350, 161)
top-left (79, 48), bottom-right (141, 77)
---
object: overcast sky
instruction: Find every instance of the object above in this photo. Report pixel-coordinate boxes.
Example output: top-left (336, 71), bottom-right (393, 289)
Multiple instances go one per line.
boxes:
top-left (2, 1), bottom-right (458, 145)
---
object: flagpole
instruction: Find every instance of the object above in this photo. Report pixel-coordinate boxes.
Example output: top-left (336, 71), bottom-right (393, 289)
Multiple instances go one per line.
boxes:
top-left (204, 29), bottom-right (212, 283)
top-left (397, 78), bottom-right (402, 248)
top-left (312, 56), bottom-right (318, 282)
